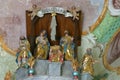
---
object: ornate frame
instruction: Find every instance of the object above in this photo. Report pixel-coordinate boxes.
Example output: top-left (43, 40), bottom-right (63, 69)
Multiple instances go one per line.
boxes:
top-left (0, 36), bottom-right (16, 56)
top-left (103, 28), bottom-right (120, 74)
top-left (108, 0), bottom-right (120, 16)
top-left (84, 0), bottom-right (108, 35)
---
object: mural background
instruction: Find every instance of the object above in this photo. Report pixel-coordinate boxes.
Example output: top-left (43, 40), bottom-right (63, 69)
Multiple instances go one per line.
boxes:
top-left (0, 0), bottom-right (120, 80)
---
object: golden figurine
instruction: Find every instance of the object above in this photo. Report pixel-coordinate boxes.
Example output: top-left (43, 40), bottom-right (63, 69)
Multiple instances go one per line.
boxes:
top-left (27, 56), bottom-right (35, 76)
top-left (4, 70), bottom-right (12, 80)
top-left (16, 36), bottom-right (32, 68)
top-left (72, 59), bottom-right (79, 71)
top-left (81, 48), bottom-right (95, 76)
top-left (35, 30), bottom-right (50, 59)
top-left (60, 30), bottom-right (75, 61)
top-left (72, 59), bottom-right (79, 80)
top-left (49, 45), bottom-right (64, 63)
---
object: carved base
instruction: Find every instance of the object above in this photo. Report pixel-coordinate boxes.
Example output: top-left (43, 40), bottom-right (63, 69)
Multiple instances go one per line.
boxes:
top-left (81, 72), bottom-right (93, 80)
top-left (48, 62), bottom-right (62, 76)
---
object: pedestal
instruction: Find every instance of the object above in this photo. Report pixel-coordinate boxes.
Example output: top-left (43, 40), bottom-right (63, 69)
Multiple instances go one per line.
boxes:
top-left (24, 75), bottom-right (73, 80)
top-left (15, 60), bottom-right (74, 80)
top-left (34, 60), bottom-right (49, 75)
top-left (48, 62), bottom-right (62, 76)
top-left (15, 68), bottom-right (28, 80)
top-left (62, 61), bottom-right (73, 77)
top-left (81, 72), bottom-right (93, 80)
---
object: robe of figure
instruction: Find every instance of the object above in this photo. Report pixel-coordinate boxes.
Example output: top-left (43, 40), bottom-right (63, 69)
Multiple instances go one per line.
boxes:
top-left (35, 30), bottom-right (50, 59)
top-left (82, 53), bottom-right (94, 76)
top-left (60, 31), bottom-right (75, 61)
top-left (81, 52), bottom-right (95, 80)
top-left (16, 37), bottom-right (32, 68)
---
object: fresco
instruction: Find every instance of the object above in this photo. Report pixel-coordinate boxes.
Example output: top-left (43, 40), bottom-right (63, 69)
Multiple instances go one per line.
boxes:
top-left (103, 30), bottom-right (120, 75)
top-left (107, 31), bottom-right (120, 65)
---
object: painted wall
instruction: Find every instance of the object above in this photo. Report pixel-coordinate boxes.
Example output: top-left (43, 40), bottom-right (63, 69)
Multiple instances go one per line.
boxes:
top-left (0, 0), bottom-right (120, 80)
top-left (0, 47), bottom-right (17, 80)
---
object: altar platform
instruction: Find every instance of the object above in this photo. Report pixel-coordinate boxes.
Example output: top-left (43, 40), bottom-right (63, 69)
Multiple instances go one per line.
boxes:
top-left (15, 60), bottom-right (74, 80)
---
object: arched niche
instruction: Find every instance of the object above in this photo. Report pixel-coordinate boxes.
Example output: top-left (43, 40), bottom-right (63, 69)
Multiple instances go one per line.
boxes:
top-left (26, 7), bottom-right (82, 57)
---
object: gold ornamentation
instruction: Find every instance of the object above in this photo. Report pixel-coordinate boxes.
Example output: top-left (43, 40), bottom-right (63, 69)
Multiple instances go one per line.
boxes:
top-left (51, 11), bottom-right (56, 16)
top-left (72, 58), bottom-right (79, 71)
top-left (0, 35), bottom-right (16, 56)
top-left (28, 56), bottom-right (35, 68)
top-left (60, 30), bottom-right (75, 61)
top-left (103, 28), bottom-right (120, 74)
top-left (81, 48), bottom-right (96, 76)
top-left (82, 0), bottom-right (108, 35)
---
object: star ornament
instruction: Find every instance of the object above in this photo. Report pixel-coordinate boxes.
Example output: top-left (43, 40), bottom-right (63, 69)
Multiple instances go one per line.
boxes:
top-left (51, 11), bottom-right (56, 16)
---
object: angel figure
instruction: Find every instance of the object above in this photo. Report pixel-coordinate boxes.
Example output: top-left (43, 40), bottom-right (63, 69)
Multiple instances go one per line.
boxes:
top-left (68, 6), bottom-right (80, 20)
top-left (80, 48), bottom-right (99, 80)
top-left (28, 4), bottom-right (41, 20)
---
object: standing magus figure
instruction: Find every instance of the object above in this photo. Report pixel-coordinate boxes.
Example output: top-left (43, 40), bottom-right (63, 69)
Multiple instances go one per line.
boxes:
top-left (81, 48), bottom-right (96, 80)
top-left (60, 30), bottom-right (75, 61)
top-left (16, 36), bottom-right (32, 68)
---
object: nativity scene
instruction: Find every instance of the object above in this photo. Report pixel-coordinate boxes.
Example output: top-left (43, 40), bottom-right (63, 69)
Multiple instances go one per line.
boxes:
top-left (1, 0), bottom-right (120, 80)
top-left (14, 5), bottom-right (82, 80)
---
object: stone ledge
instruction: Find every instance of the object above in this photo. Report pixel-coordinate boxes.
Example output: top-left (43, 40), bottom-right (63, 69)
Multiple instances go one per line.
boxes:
top-left (24, 75), bottom-right (73, 80)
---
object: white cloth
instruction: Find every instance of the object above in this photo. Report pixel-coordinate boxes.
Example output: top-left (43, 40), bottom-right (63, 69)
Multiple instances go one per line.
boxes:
top-left (50, 16), bottom-right (57, 40)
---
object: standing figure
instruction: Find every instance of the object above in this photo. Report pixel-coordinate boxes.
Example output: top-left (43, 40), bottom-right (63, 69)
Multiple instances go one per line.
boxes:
top-left (60, 30), bottom-right (75, 61)
top-left (16, 36), bottom-right (32, 68)
top-left (35, 30), bottom-right (50, 59)
top-left (81, 48), bottom-right (95, 80)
